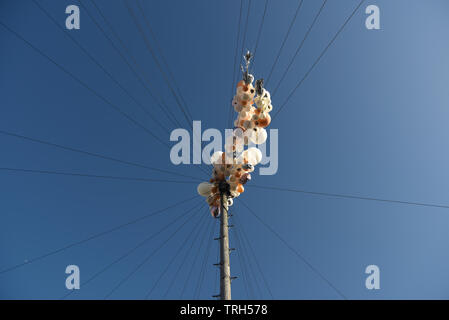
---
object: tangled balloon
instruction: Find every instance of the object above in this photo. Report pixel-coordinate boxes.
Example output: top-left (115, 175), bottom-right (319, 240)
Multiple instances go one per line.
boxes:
top-left (197, 51), bottom-right (274, 218)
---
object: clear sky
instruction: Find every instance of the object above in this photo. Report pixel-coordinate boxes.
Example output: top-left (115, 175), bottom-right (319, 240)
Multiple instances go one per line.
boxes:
top-left (1, 0), bottom-right (449, 299)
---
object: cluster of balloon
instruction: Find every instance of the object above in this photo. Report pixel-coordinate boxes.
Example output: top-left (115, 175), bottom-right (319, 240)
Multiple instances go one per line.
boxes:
top-left (197, 51), bottom-right (274, 218)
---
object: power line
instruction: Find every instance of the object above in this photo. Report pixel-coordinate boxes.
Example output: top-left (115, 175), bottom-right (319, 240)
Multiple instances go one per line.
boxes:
top-left (227, 0), bottom-right (244, 129)
top-left (0, 129), bottom-right (201, 181)
top-left (135, 0), bottom-right (194, 123)
top-left (0, 195), bottom-right (198, 275)
top-left (123, 0), bottom-right (192, 130)
top-left (212, 219), bottom-right (220, 298)
top-left (234, 225), bottom-right (265, 299)
top-left (233, 213), bottom-right (274, 299)
top-left (32, 0), bottom-right (171, 140)
top-left (194, 215), bottom-right (216, 299)
top-left (237, 0), bottom-right (252, 81)
top-left (123, 1), bottom-right (212, 177)
top-left (104, 202), bottom-right (204, 299)
top-left (251, 0), bottom-right (269, 73)
top-left (180, 217), bottom-right (213, 298)
top-left (231, 217), bottom-right (251, 298)
top-left (144, 208), bottom-right (205, 299)
top-left (0, 20), bottom-right (169, 149)
top-left (273, 0), bottom-right (365, 120)
top-left (80, 0), bottom-right (182, 129)
top-left (238, 198), bottom-right (347, 299)
top-left (247, 184), bottom-right (449, 210)
top-left (265, 0), bottom-right (304, 85)
top-left (229, 206), bottom-right (261, 299)
top-left (162, 211), bottom-right (209, 298)
top-left (0, 167), bottom-right (198, 184)
top-left (236, 222), bottom-right (263, 299)
top-left (271, 0), bottom-right (328, 97)
top-left (61, 199), bottom-right (204, 299)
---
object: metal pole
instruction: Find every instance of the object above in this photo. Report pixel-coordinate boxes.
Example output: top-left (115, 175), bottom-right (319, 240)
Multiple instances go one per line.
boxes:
top-left (220, 191), bottom-right (231, 300)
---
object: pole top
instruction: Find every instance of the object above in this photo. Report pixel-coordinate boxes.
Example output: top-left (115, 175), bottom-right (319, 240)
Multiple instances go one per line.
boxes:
top-left (218, 180), bottom-right (231, 196)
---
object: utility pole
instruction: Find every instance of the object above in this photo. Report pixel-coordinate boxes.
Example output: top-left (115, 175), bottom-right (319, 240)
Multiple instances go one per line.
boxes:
top-left (219, 181), bottom-right (231, 300)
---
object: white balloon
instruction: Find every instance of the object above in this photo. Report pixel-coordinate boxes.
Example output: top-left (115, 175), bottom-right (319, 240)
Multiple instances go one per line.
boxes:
top-left (262, 88), bottom-right (271, 100)
top-left (242, 120), bottom-right (252, 130)
top-left (249, 127), bottom-right (267, 144)
top-left (234, 104), bottom-right (243, 113)
top-left (239, 110), bottom-right (249, 119)
top-left (210, 151), bottom-right (223, 164)
top-left (230, 191), bottom-right (240, 198)
top-left (233, 128), bottom-right (245, 139)
top-left (197, 182), bottom-right (213, 196)
top-left (246, 147), bottom-right (263, 165)
top-left (225, 135), bottom-right (244, 153)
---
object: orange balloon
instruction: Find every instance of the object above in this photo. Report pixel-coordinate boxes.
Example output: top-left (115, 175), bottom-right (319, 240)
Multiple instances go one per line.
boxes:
top-left (256, 113), bottom-right (271, 128)
top-left (236, 184), bottom-right (244, 193)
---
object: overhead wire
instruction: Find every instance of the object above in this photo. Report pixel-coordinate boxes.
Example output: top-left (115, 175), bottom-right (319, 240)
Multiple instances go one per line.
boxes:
top-left (61, 199), bottom-right (204, 299)
top-left (271, 0), bottom-right (328, 97)
top-left (247, 184), bottom-right (449, 210)
top-left (194, 215), bottom-right (217, 299)
top-left (251, 0), bottom-right (269, 72)
top-left (32, 0), bottom-right (171, 138)
top-left (144, 207), bottom-right (206, 299)
top-left (80, 0), bottom-right (182, 128)
top-left (0, 195), bottom-right (198, 275)
top-left (232, 216), bottom-right (263, 299)
top-left (273, 0), bottom-right (365, 120)
top-left (0, 20), bottom-right (170, 149)
top-left (238, 198), bottom-right (347, 299)
top-left (180, 217), bottom-right (213, 298)
top-left (124, 0), bottom-right (211, 177)
top-left (265, 0), bottom-right (304, 85)
top-left (104, 202), bottom-right (204, 299)
top-left (233, 213), bottom-right (274, 299)
top-left (227, 0), bottom-right (244, 129)
top-left (212, 219), bottom-right (220, 298)
top-left (135, 0), bottom-right (194, 123)
top-left (162, 210), bottom-right (210, 298)
top-left (123, 0), bottom-right (192, 129)
top-left (230, 216), bottom-right (251, 299)
top-left (0, 129), bottom-right (201, 181)
top-left (0, 167), bottom-right (198, 184)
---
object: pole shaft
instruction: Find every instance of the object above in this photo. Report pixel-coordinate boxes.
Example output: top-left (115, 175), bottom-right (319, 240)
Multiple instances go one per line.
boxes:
top-left (220, 192), bottom-right (231, 300)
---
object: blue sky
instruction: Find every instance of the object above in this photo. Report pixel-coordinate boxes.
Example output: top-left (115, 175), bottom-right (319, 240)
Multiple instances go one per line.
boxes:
top-left (1, 0), bottom-right (449, 299)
